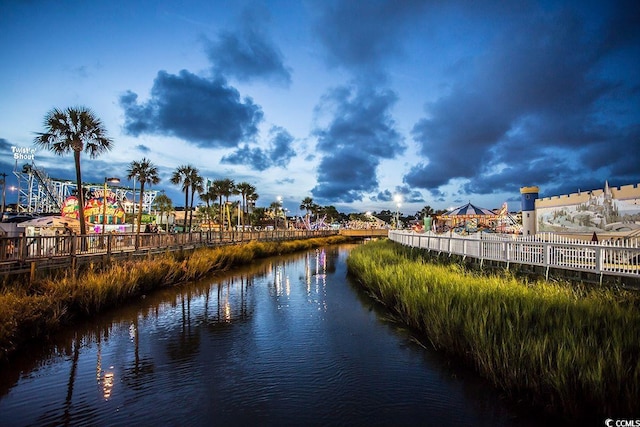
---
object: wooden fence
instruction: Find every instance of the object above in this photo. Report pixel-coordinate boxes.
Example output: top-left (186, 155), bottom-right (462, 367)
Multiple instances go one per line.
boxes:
top-left (389, 230), bottom-right (640, 281)
top-left (0, 229), bottom-right (338, 278)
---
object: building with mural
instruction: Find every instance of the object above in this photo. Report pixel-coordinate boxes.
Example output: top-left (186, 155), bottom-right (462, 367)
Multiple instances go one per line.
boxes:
top-left (533, 182), bottom-right (640, 234)
top-left (61, 187), bottom-right (126, 230)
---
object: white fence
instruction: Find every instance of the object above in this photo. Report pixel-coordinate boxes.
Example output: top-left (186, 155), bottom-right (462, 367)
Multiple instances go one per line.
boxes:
top-left (388, 230), bottom-right (640, 279)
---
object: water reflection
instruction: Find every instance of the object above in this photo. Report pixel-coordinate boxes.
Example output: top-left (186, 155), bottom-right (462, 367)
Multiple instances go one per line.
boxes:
top-left (0, 245), bottom-right (545, 426)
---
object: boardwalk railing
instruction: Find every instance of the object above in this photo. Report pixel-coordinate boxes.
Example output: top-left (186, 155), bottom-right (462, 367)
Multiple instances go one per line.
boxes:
top-left (0, 229), bottom-right (337, 277)
top-left (389, 230), bottom-right (640, 280)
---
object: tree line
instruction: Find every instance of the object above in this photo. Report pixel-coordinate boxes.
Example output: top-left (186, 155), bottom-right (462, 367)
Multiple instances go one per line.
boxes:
top-left (34, 106), bottom-right (442, 233)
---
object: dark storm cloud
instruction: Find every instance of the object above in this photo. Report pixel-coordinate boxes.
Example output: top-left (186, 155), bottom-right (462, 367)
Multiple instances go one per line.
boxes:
top-left (221, 145), bottom-right (271, 171)
top-left (0, 138), bottom-right (11, 152)
top-left (310, 0), bottom-right (428, 70)
top-left (312, 84), bottom-right (405, 203)
top-left (0, 138), bottom-right (14, 170)
top-left (395, 185), bottom-right (425, 204)
top-left (205, 9), bottom-right (291, 85)
top-left (313, 148), bottom-right (379, 203)
top-left (405, 2), bottom-right (640, 197)
top-left (119, 70), bottom-right (263, 148)
top-left (221, 126), bottom-right (296, 171)
top-left (374, 189), bottom-right (394, 203)
top-left (314, 85), bottom-right (404, 157)
top-left (267, 126), bottom-right (296, 167)
top-left (600, 0), bottom-right (640, 51)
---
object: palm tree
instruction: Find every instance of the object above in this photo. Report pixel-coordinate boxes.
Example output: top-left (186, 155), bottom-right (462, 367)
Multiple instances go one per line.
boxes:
top-left (34, 107), bottom-right (113, 236)
top-left (236, 182), bottom-right (256, 228)
top-left (269, 201), bottom-right (282, 229)
top-left (127, 158), bottom-right (160, 245)
top-left (153, 193), bottom-right (173, 230)
top-left (418, 205), bottom-right (435, 219)
top-left (210, 180), bottom-right (224, 223)
top-left (189, 174), bottom-right (204, 232)
top-left (245, 189), bottom-right (258, 229)
top-left (170, 165), bottom-right (198, 232)
top-left (199, 185), bottom-right (218, 237)
top-left (212, 179), bottom-right (235, 230)
top-left (300, 197), bottom-right (314, 226)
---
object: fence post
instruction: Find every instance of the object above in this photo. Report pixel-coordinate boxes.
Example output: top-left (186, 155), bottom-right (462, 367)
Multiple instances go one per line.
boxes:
top-left (107, 233), bottom-right (112, 257)
top-left (595, 246), bottom-right (603, 274)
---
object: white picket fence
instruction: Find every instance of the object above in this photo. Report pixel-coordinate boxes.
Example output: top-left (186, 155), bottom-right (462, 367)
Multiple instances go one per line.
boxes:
top-left (388, 230), bottom-right (640, 279)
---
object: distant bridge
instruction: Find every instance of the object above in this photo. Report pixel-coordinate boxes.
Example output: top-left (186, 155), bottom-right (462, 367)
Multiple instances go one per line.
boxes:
top-left (339, 229), bottom-right (389, 238)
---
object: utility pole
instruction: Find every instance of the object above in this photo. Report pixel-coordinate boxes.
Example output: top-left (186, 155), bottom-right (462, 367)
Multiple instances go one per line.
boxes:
top-left (0, 173), bottom-right (6, 220)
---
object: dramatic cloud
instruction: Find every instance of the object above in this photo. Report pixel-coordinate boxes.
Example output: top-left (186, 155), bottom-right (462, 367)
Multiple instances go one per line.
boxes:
top-left (206, 10), bottom-right (291, 85)
top-left (311, 0), bottom-right (428, 70)
top-left (119, 70), bottom-right (263, 148)
top-left (313, 148), bottom-right (379, 202)
top-left (0, 138), bottom-right (11, 152)
top-left (221, 126), bottom-right (296, 171)
top-left (312, 84), bottom-right (405, 203)
top-left (2, 0), bottom-right (638, 213)
top-left (405, 3), bottom-right (640, 198)
top-left (267, 126), bottom-right (296, 167)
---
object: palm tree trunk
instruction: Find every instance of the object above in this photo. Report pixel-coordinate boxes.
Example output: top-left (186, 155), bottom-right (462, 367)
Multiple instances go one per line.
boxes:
top-left (242, 194), bottom-right (247, 228)
top-left (206, 200), bottom-right (212, 240)
top-left (74, 151), bottom-right (85, 234)
top-left (188, 191), bottom-right (195, 232)
top-left (135, 182), bottom-right (145, 249)
top-left (73, 150), bottom-right (88, 251)
top-left (184, 189), bottom-right (189, 233)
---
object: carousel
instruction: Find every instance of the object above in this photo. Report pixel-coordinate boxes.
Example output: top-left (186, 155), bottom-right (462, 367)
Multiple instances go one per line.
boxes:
top-left (437, 202), bottom-right (498, 233)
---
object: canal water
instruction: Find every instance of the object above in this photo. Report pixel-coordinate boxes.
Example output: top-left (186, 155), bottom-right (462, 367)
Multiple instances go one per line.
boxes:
top-left (0, 245), bottom-right (544, 426)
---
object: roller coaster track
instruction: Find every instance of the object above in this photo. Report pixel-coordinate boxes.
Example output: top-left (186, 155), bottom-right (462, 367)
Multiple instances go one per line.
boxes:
top-left (14, 163), bottom-right (70, 213)
top-left (13, 161), bottom-right (158, 215)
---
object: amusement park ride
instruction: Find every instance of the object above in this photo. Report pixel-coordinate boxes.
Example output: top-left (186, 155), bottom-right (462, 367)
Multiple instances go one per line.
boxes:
top-left (12, 161), bottom-right (158, 216)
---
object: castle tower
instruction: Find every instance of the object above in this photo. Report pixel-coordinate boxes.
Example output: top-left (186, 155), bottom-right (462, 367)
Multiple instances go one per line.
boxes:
top-left (520, 186), bottom-right (539, 235)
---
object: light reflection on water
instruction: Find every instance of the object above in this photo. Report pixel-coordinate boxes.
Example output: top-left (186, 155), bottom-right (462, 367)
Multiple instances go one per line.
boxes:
top-left (0, 245), bottom-right (544, 426)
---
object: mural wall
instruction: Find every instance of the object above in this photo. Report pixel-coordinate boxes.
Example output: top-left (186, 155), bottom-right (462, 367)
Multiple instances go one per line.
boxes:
top-left (536, 182), bottom-right (640, 233)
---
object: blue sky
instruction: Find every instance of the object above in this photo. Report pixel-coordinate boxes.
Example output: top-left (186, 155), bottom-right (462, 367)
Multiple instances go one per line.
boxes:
top-left (1, 0), bottom-right (638, 216)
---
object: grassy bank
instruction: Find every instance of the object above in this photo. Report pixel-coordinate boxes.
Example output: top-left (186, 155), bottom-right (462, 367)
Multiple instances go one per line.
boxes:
top-left (347, 239), bottom-right (640, 419)
top-left (0, 236), bottom-right (348, 361)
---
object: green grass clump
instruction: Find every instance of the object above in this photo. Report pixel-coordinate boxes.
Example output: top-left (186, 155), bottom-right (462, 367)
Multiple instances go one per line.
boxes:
top-left (0, 236), bottom-right (348, 361)
top-left (347, 239), bottom-right (640, 419)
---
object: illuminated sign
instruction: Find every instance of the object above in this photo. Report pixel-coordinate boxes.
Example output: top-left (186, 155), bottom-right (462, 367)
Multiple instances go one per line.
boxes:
top-left (61, 191), bottom-right (125, 225)
top-left (11, 146), bottom-right (36, 160)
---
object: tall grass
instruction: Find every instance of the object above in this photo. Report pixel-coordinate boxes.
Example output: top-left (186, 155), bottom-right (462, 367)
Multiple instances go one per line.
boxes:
top-left (347, 239), bottom-right (640, 419)
top-left (0, 236), bottom-right (348, 361)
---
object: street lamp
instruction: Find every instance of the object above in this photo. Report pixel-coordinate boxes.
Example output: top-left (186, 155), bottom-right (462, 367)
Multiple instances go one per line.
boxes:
top-left (102, 177), bottom-right (120, 238)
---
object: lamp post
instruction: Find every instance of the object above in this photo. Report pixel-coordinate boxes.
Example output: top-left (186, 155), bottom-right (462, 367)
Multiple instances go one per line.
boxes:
top-left (102, 177), bottom-right (120, 239)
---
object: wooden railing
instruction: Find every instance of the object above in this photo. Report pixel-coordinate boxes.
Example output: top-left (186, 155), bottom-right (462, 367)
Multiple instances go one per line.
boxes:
top-left (0, 229), bottom-right (338, 277)
top-left (389, 230), bottom-right (640, 280)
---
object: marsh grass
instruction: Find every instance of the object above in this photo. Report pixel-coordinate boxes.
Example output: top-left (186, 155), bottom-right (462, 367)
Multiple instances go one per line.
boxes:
top-left (0, 235), bottom-right (348, 360)
top-left (347, 239), bottom-right (640, 419)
